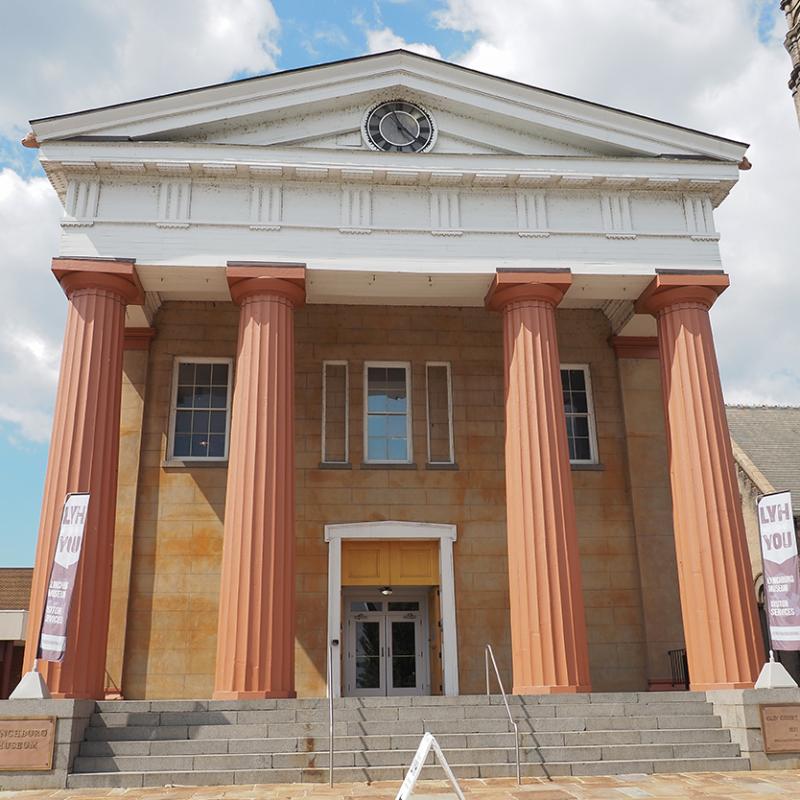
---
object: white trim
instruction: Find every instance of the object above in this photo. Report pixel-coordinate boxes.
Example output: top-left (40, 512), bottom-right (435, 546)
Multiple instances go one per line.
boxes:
top-left (425, 362), bottom-right (454, 465)
top-left (321, 360), bottom-right (349, 464)
top-left (324, 520), bottom-right (459, 698)
top-left (363, 361), bottom-right (413, 464)
top-left (166, 356), bottom-right (233, 464)
top-left (560, 363), bottom-right (599, 465)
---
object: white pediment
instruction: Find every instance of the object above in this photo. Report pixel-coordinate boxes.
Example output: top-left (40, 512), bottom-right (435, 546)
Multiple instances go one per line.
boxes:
top-left (31, 50), bottom-right (747, 164)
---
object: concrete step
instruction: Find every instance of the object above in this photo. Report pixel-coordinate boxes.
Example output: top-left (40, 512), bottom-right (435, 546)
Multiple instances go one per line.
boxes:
top-left (72, 741), bottom-right (742, 775)
top-left (86, 700), bottom-right (716, 728)
top-left (77, 726), bottom-right (732, 757)
top-left (65, 755), bottom-right (750, 789)
top-left (81, 713), bottom-right (722, 742)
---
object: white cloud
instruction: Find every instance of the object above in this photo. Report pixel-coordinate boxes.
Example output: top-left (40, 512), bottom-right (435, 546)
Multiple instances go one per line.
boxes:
top-left (0, 169), bottom-right (64, 442)
top-left (0, 1), bottom-right (281, 443)
top-left (0, 0), bottom-right (280, 137)
top-left (365, 26), bottom-right (442, 59)
top-left (436, 0), bottom-right (800, 405)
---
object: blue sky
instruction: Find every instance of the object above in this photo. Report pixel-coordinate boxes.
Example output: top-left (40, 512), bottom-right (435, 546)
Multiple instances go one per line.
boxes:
top-left (0, 0), bottom-right (796, 567)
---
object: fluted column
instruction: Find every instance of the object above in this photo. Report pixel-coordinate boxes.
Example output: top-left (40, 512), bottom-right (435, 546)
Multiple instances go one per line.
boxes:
top-left (486, 271), bottom-right (591, 694)
top-left (214, 264), bottom-right (305, 699)
top-left (23, 257), bottom-right (143, 698)
top-left (636, 273), bottom-right (763, 689)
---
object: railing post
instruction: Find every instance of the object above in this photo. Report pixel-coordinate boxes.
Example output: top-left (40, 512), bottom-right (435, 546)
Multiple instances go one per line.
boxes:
top-left (328, 643), bottom-right (335, 787)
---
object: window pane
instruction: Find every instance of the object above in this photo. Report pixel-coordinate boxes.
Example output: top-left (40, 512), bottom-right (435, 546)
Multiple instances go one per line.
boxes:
top-left (386, 415), bottom-right (406, 437)
top-left (193, 410), bottom-right (209, 434)
top-left (209, 411), bottom-right (227, 434)
top-left (210, 386), bottom-right (228, 409)
top-left (175, 410), bottom-right (192, 434)
top-left (211, 363), bottom-right (229, 386)
top-left (386, 392), bottom-right (407, 412)
top-left (573, 416), bottom-right (590, 438)
top-left (191, 434), bottom-right (209, 457)
top-left (368, 438), bottom-right (387, 460)
top-left (570, 369), bottom-right (585, 390)
top-left (193, 386), bottom-right (211, 408)
top-left (573, 437), bottom-right (591, 460)
top-left (368, 415), bottom-right (387, 437)
top-left (176, 386), bottom-right (193, 408)
top-left (387, 438), bottom-right (408, 461)
top-left (367, 390), bottom-right (388, 413)
top-left (388, 602), bottom-right (419, 611)
top-left (351, 601), bottom-right (382, 612)
top-left (173, 434), bottom-right (191, 457)
top-left (195, 363), bottom-right (212, 384)
top-left (178, 363), bottom-right (195, 384)
top-left (208, 434), bottom-right (226, 458)
top-left (571, 391), bottom-right (588, 413)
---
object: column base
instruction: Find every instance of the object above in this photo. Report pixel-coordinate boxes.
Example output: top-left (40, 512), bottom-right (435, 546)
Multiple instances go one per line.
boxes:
top-left (513, 683), bottom-right (592, 695)
top-left (690, 681), bottom-right (755, 691)
top-left (212, 689), bottom-right (297, 700)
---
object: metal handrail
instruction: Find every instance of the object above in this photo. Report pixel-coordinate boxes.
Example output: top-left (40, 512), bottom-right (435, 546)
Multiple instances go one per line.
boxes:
top-left (484, 644), bottom-right (521, 785)
top-left (328, 644), bottom-right (335, 787)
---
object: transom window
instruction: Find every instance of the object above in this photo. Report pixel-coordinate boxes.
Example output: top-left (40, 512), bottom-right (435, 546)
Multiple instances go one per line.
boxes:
top-left (364, 363), bottom-right (412, 463)
top-left (561, 365), bottom-right (598, 464)
top-left (168, 358), bottom-right (233, 461)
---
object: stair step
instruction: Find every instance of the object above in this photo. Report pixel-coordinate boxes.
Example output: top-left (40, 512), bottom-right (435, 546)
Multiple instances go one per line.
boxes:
top-left (77, 726), bottom-right (732, 757)
top-left (65, 755), bottom-right (750, 790)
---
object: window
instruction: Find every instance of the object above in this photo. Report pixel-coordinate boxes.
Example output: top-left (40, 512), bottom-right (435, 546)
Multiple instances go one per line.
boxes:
top-left (168, 358), bottom-right (233, 461)
top-left (322, 361), bottom-right (349, 464)
top-left (426, 362), bottom-right (454, 464)
top-left (561, 365), bottom-right (598, 464)
top-left (364, 362), bottom-right (412, 463)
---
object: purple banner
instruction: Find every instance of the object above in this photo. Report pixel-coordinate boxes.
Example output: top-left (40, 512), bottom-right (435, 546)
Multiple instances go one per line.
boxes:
top-left (758, 491), bottom-right (800, 651)
top-left (38, 493), bottom-right (89, 662)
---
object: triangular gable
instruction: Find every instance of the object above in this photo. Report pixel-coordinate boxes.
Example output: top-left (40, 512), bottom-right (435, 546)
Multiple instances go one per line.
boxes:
top-left (30, 50), bottom-right (747, 163)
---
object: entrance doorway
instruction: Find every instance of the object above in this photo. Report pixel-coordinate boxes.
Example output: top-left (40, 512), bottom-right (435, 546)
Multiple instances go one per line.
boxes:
top-left (344, 591), bottom-right (429, 696)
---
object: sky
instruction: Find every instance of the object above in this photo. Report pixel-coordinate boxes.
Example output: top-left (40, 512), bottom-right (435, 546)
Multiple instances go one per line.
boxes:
top-left (0, 0), bottom-right (798, 567)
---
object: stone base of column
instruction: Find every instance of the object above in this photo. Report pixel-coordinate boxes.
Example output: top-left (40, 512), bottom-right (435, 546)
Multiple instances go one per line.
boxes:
top-left (513, 683), bottom-right (592, 695)
top-left (212, 690), bottom-right (298, 700)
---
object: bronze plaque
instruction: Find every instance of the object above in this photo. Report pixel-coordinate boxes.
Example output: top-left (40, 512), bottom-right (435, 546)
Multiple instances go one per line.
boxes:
top-left (0, 717), bottom-right (56, 771)
top-left (760, 704), bottom-right (800, 754)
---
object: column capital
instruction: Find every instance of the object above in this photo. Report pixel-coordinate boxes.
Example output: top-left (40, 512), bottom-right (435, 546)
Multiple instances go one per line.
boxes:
top-left (52, 257), bottom-right (144, 305)
top-left (635, 272), bottom-right (729, 317)
top-left (485, 270), bottom-right (572, 312)
top-left (226, 262), bottom-right (306, 307)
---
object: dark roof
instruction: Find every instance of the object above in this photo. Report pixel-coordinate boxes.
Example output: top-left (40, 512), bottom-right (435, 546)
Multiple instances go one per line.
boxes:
top-left (0, 568), bottom-right (32, 610)
top-left (727, 406), bottom-right (800, 501)
top-left (29, 49), bottom-right (747, 149)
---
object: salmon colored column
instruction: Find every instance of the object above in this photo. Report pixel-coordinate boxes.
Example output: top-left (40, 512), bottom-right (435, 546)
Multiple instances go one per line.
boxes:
top-left (23, 257), bottom-right (143, 698)
top-left (486, 271), bottom-right (591, 694)
top-left (214, 264), bottom-right (305, 700)
top-left (636, 273), bottom-right (763, 690)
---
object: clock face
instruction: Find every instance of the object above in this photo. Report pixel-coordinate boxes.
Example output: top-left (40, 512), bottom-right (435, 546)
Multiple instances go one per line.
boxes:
top-left (364, 100), bottom-right (435, 153)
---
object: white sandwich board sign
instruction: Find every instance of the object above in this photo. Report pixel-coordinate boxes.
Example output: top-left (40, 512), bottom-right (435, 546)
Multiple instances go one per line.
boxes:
top-left (395, 732), bottom-right (465, 800)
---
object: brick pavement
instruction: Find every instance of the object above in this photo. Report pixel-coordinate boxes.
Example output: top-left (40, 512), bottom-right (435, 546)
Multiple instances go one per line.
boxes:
top-left (1, 771), bottom-right (799, 800)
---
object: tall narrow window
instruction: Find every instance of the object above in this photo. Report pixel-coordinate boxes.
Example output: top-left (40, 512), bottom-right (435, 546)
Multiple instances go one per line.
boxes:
top-left (561, 365), bottom-right (598, 464)
top-left (322, 361), bottom-right (349, 464)
top-left (426, 362), bottom-right (454, 465)
top-left (168, 358), bottom-right (233, 461)
top-left (364, 362), bottom-right (412, 464)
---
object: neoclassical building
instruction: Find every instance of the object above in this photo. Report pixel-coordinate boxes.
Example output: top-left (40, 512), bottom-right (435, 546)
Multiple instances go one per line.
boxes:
top-left (22, 51), bottom-right (763, 701)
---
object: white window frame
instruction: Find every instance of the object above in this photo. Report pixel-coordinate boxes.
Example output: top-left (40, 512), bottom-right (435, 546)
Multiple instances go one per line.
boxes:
top-left (322, 360), bottom-right (349, 464)
top-left (363, 361), bottom-right (413, 465)
top-left (167, 356), bottom-right (234, 464)
top-left (425, 361), bottom-right (454, 465)
top-left (561, 363), bottom-right (599, 465)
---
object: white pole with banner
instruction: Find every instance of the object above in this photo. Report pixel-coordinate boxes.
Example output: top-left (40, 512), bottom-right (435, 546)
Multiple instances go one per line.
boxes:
top-left (755, 490), bottom-right (799, 689)
top-left (10, 492), bottom-right (90, 699)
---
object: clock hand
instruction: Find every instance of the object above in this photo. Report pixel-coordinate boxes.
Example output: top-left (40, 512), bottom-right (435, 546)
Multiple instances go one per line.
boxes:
top-left (390, 111), bottom-right (416, 142)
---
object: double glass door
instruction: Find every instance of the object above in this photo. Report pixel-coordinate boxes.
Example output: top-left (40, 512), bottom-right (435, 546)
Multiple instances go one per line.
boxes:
top-left (344, 595), bottom-right (428, 696)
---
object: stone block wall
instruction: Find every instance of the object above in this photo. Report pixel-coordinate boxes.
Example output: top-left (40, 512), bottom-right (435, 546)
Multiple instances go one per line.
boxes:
top-left (115, 301), bottom-right (659, 699)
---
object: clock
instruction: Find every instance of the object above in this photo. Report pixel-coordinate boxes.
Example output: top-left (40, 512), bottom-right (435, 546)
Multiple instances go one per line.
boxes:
top-left (363, 99), bottom-right (436, 153)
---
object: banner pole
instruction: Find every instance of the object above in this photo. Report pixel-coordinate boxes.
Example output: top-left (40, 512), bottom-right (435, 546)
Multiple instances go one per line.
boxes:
top-left (756, 492), bottom-right (775, 658)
